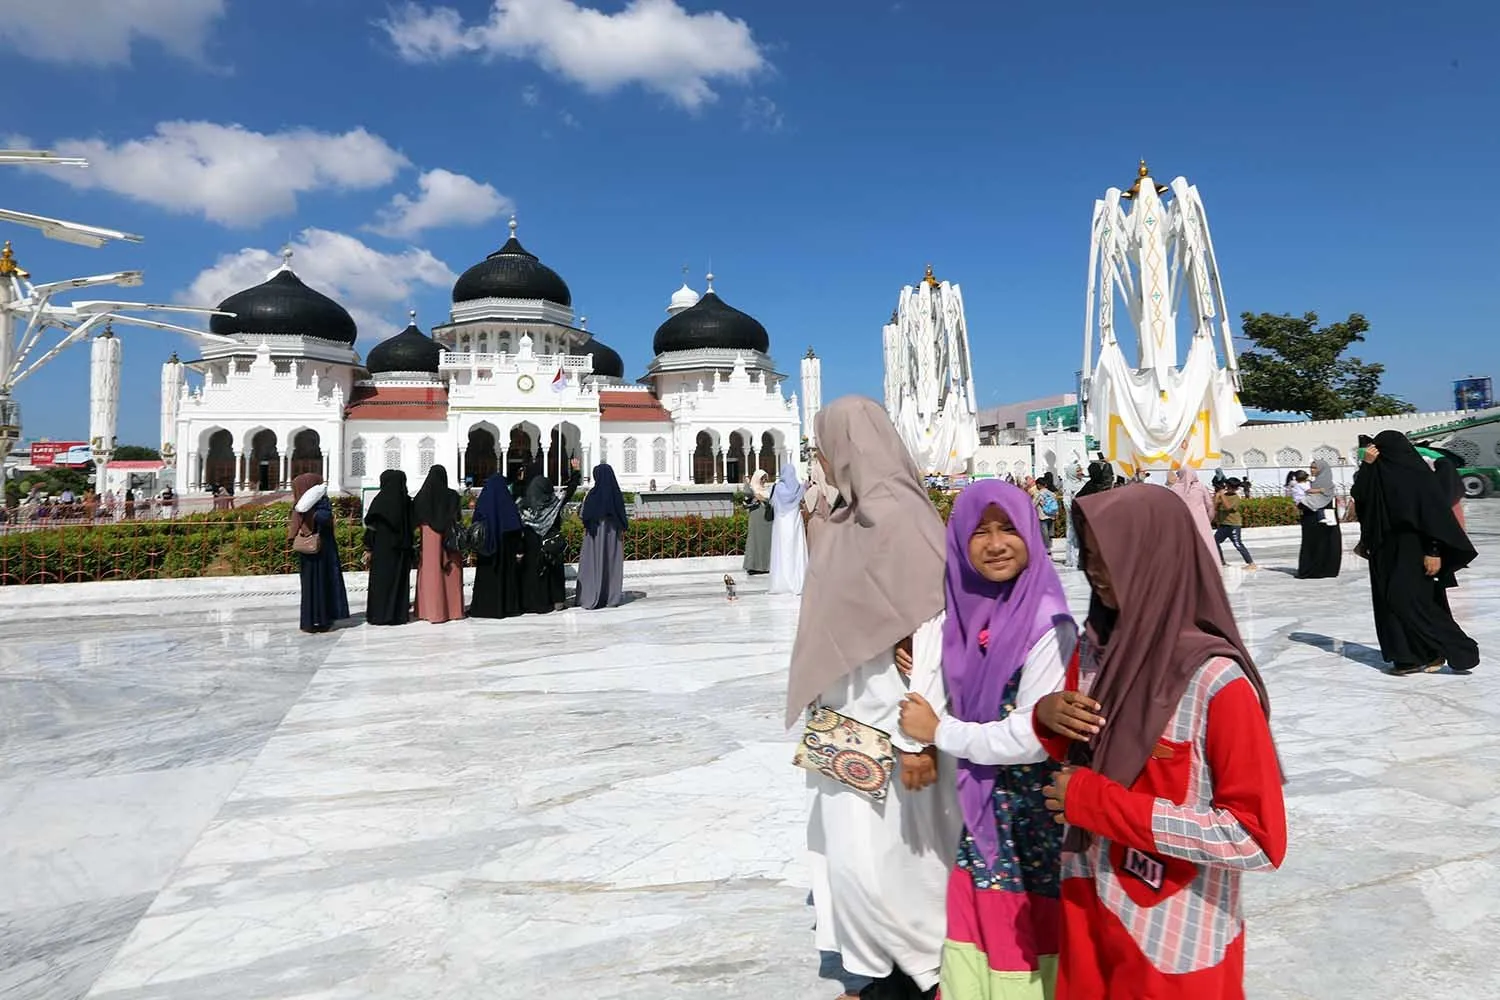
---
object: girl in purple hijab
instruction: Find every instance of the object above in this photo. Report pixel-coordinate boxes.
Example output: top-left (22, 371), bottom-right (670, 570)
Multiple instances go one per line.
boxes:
top-left (899, 479), bottom-right (1076, 999)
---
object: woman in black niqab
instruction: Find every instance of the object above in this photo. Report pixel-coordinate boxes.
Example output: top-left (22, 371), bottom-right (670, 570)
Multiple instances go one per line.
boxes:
top-left (413, 465), bottom-right (459, 536)
top-left (470, 472), bottom-right (524, 618)
top-left (363, 470), bottom-right (415, 626)
top-left (1353, 430), bottom-right (1479, 673)
top-left (517, 459), bottom-right (582, 613)
top-left (576, 464), bottom-right (628, 609)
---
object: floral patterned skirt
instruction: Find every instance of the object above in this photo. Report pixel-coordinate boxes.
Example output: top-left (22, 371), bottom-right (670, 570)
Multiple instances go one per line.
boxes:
top-left (941, 760), bottom-right (1062, 1000)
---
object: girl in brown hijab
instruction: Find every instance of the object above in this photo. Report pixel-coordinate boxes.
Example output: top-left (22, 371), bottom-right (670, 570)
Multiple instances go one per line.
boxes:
top-left (1035, 485), bottom-right (1285, 1000)
top-left (289, 473), bottom-right (349, 633)
top-left (788, 396), bottom-right (959, 1000)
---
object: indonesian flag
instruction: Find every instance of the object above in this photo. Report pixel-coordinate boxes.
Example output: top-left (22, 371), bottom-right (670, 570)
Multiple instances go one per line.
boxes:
top-left (551, 368), bottom-right (569, 393)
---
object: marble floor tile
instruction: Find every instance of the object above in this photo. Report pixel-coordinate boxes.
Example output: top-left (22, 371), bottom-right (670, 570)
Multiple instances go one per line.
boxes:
top-left (3, 509), bottom-right (1499, 999)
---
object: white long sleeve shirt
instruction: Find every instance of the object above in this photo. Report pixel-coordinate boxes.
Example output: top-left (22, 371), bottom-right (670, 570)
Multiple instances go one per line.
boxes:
top-left (932, 626), bottom-right (1076, 766)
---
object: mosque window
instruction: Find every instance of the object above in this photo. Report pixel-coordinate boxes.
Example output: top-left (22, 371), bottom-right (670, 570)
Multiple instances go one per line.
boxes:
top-left (653, 437), bottom-right (667, 474)
top-left (350, 438), bottom-right (366, 478)
top-left (477, 332), bottom-right (489, 353)
top-left (384, 436), bottom-right (402, 471)
top-left (1275, 447), bottom-right (1303, 467)
top-left (623, 437), bottom-right (638, 474)
top-left (1243, 449), bottom-right (1267, 467)
top-left (1311, 445), bottom-right (1342, 467)
top-left (418, 437), bottom-right (436, 475)
top-left (1220, 451), bottom-right (1237, 467)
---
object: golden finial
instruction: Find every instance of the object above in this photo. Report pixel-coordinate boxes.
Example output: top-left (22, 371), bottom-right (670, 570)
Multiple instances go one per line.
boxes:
top-left (923, 263), bottom-right (939, 287)
top-left (1121, 159), bottom-right (1169, 201)
top-left (0, 240), bottom-right (28, 278)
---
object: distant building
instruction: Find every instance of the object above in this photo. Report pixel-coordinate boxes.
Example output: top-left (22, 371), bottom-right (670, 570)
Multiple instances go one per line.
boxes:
top-left (978, 393), bottom-right (1078, 446)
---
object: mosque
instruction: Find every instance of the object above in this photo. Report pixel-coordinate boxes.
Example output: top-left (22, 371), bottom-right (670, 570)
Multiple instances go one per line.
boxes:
top-left (161, 219), bottom-right (813, 499)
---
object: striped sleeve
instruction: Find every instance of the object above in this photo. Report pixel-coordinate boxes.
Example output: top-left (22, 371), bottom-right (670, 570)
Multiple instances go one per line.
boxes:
top-left (1150, 677), bottom-right (1287, 871)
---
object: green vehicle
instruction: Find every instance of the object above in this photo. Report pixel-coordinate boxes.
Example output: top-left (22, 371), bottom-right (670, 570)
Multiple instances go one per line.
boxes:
top-left (1406, 410), bottom-right (1500, 498)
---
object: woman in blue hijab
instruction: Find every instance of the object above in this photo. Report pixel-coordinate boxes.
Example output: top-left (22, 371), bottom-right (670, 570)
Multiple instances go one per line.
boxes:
top-left (470, 471), bottom-right (524, 618)
top-left (767, 460), bottom-right (808, 595)
top-left (576, 463), bottom-right (629, 609)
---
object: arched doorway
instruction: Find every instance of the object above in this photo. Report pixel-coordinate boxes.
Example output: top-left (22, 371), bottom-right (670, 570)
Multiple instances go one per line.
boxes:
top-left (693, 431), bottom-right (715, 484)
top-left (205, 429), bottom-right (234, 491)
top-left (249, 429), bottom-right (280, 492)
top-left (507, 424), bottom-right (538, 484)
top-left (290, 429), bottom-right (322, 481)
top-left (466, 426), bottom-right (498, 486)
top-left (759, 432), bottom-right (779, 477)
top-left (726, 431), bottom-right (747, 484)
top-left (547, 422), bottom-right (581, 483)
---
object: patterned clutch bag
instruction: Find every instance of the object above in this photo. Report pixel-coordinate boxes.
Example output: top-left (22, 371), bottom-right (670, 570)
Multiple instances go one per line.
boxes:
top-left (793, 706), bottom-right (896, 802)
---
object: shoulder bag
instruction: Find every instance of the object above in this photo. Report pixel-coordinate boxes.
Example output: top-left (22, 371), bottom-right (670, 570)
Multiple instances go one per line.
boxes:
top-left (793, 705), bottom-right (895, 802)
top-left (292, 530), bottom-right (321, 556)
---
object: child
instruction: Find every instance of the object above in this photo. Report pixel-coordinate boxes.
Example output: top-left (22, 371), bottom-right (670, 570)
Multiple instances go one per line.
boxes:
top-left (1213, 479), bottom-right (1257, 569)
top-left (1033, 485), bottom-right (1285, 999)
top-left (899, 480), bottom-right (1075, 999)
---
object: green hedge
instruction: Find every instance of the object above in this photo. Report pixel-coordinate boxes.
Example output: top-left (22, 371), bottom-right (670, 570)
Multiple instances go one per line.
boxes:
top-left (0, 492), bottom-right (1304, 586)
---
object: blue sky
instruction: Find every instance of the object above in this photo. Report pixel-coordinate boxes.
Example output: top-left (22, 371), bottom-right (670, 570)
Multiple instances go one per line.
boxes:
top-left (4, 0), bottom-right (1497, 447)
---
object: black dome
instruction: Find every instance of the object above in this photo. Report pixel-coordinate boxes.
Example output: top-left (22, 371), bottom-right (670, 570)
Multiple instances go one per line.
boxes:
top-left (652, 291), bottom-right (769, 356)
top-left (211, 269), bottom-right (357, 345)
top-left (452, 229), bottom-right (572, 307)
top-left (582, 338), bottom-right (625, 379)
top-left (366, 320), bottom-right (441, 375)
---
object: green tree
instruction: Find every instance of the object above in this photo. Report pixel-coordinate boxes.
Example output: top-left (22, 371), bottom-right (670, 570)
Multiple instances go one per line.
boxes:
top-left (113, 445), bottom-right (160, 460)
top-left (1236, 311), bottom-right (1417, 420)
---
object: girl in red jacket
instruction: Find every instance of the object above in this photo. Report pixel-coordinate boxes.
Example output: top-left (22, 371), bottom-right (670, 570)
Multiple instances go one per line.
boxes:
top-left (1037, 485), bottom-right (1286, 999)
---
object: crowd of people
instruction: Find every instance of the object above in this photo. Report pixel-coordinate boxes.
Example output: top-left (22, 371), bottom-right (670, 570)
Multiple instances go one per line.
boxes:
top-left (787, 397), bottom-right (1480, 1000)
top-left (289, 456), bottom-right (631, 632)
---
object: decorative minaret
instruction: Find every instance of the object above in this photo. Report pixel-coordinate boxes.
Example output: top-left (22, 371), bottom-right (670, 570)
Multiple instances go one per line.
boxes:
top-left (882, 264), bottom-right (980, 477)
top-left (1083, 160), bottom-right (1245, 474)
top-left (800, 346), bottom-right (822, 446)
top-left (160, 352), bottom-right (184, 476)
top-left (89, 324), bottom-right (122, 493)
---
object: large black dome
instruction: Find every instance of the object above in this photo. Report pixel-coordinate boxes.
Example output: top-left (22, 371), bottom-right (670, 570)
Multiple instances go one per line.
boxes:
top-left (211, 268), bottom-right (357, 345)
top-left (366, 319), bottom-right (441, 375)
top-left (581, 338), bottom-right (625, 379)
top-left (452, 223), bottom-right (572, 307)
top-left (652, 291), bottom-right (769, 356)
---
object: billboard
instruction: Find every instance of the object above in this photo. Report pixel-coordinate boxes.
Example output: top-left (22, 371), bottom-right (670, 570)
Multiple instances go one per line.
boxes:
top-left (30, 441), bottom-right (91, 468)
top-left (1024, 404), bottom-right (1081, 431)
top-left (1454, 377), bottom-right (1492, 413)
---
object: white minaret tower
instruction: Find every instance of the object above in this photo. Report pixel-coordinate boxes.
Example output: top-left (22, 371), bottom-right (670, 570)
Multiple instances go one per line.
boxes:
top-left (800, 346), bottom-right (822, 446)
top-left (89, 325), bottom-right (123, 491)
top-left (160, 352), bottom-right (184, 477)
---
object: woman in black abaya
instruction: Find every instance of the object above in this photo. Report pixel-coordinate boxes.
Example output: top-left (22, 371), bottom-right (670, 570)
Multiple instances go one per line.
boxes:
top-left (470, 472), bottom-right (524, 618)
top-left (518, 458), bottom-right (582, 614)
top-left (1296, 458), bottom-right (1342, 579)
top-left (1353, 430), bottom-right (1479, 674)
top-left (363, 469), bottom-right (414, 625)
top-left (576, 464), bottom-right (628, 609)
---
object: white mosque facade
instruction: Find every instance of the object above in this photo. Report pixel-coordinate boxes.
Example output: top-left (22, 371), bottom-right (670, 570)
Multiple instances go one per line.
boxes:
top-left (163, 222), bottom-right (805, 499)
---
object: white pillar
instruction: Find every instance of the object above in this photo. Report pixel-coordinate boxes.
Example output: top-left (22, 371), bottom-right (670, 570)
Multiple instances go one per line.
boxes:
top-left (89, 329), bottom-right (123, 495)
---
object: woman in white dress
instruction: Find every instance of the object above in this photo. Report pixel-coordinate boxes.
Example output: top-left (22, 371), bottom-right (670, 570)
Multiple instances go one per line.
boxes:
top-left (788, 396), bottom-right (960, 1000)
top-left (768, 460), bottom-right (809, 595)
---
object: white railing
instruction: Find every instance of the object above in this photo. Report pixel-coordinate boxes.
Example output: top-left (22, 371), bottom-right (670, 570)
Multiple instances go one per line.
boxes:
top-left (439, 352), bottom-right (593, 373)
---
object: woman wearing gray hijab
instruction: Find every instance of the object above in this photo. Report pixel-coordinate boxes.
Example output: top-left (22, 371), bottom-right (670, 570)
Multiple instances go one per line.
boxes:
top-left (1296, 458), bottom-right (1342, 579)
top-left (788, 397), bottom-right (960, 1000)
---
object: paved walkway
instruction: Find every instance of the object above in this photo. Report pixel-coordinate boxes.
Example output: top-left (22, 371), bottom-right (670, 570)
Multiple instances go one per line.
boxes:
top-left (3, 510), bottom-right (1498, 999)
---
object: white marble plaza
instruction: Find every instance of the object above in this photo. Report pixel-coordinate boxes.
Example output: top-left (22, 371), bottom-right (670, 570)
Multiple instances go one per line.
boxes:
top-left (4, 511), bottom-right (1500, 1000)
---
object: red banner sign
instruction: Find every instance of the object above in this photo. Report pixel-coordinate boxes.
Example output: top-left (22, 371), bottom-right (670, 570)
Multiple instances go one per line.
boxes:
top-left (29, 441), bottom-right (91, 468)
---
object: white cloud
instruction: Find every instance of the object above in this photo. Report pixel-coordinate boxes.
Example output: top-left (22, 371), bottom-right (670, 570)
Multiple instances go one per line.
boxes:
top-left (183, 228), bottom-right (456, 343)
top-left (367, 168), bottom-right (512, 238)
top-left (43, 121), bottom-right (410, 227)
top-left (381, 0), bottom-right (767, 110)
top-left (0, 0), bottom-right (226, 66)
top-left (741, 96), bottom-right (783, 133)
top-left (521, 84), bottom-right (542, 106)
